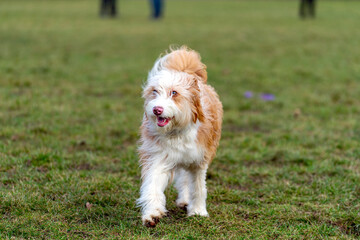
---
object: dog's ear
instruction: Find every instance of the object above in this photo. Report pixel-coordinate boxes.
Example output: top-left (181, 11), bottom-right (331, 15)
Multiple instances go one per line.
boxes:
top-left (191, 78), bottom-right (205, 123)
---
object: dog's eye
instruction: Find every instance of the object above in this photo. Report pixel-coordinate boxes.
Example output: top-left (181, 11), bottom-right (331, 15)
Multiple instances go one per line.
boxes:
top-left (153, 90), bottom-right (158, 95)
top-left (171, 91), bottom-right (177, 96)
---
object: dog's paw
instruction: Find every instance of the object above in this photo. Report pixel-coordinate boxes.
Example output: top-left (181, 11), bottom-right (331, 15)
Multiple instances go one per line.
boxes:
top-left (142, 209), bottom-right (167, 228)
top-left (187, 208), bottom-right (209, 217)
top-left (143, 216), bottom-right (160, 228)
top-left (176, 200), bottom-right (188, 211)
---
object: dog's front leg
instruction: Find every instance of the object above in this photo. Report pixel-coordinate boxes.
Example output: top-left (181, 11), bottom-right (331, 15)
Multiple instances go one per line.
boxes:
top-left (187, 166), bottom-right (209, 217)
top-left (137, 162), bottom-right (170, 227)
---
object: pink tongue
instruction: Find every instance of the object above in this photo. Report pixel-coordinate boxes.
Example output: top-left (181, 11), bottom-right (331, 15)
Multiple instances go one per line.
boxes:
top-left (157, 117), bottom-right (169, 127)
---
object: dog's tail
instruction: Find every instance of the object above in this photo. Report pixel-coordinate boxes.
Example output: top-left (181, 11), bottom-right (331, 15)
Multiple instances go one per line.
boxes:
top-left (162, 45), bottom-right (208, 83)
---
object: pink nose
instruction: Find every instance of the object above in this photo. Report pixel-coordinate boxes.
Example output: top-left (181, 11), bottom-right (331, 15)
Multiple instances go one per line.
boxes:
top-left (153, 106), bottom-right (163, 116)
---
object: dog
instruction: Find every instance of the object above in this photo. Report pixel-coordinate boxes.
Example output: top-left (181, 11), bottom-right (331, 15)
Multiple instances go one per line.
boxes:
top-left (137, 46), bottom-right (223, 227)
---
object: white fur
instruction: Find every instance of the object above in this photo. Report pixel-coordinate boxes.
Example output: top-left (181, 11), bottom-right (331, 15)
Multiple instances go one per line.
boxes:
top-left (137, 56), bottom-right (210, 225)
top-left (137, 123), bottom-right (208, 222)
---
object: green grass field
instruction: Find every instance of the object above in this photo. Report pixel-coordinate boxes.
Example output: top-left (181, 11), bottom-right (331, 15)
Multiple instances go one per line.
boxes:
top-left (1, 0), bottom-right (360, 239)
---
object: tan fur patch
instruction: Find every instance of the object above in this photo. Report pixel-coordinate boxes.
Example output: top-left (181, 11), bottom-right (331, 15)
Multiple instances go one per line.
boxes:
top-left (196, 84), bottom-right (223, 165)
top-left (189, 79), bottom-right (205, 123)
top-left (164, 46), bottom-right (208, 83)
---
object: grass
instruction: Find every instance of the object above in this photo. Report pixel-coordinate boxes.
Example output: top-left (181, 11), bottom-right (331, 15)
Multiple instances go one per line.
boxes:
top-left (1, 0), bottom-right (360, 239)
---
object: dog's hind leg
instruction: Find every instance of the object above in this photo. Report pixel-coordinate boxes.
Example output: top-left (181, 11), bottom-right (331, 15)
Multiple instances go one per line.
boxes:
top-left (174, 168), bottom-right (191, 210)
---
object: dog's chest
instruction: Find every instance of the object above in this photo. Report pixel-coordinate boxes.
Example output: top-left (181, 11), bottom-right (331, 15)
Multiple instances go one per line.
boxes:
top-left (160, 127), bottom-right (203, 165)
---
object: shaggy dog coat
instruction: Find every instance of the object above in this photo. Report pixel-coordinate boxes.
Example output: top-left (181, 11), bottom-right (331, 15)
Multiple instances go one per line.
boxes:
top-left (137, 46), bottom-right (223, 227)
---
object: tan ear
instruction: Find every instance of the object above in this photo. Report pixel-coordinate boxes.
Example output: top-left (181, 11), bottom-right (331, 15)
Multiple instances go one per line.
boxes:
top-left (191, 79), bottom-right (205, 123)
top-left (164, 46), bottom-right (207, 83)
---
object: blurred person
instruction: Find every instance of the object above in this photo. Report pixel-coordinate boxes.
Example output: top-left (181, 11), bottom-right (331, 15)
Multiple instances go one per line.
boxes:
top-left (150, 0), bottom-right (163, 19)
top-left (299, 0), bottom-right (316, 19)
top-left (100, 0), bottom-right (117, 18)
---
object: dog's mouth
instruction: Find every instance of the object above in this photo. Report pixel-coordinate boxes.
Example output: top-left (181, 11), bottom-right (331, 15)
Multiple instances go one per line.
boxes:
top-left (157, 116), bottom-right (171, 127)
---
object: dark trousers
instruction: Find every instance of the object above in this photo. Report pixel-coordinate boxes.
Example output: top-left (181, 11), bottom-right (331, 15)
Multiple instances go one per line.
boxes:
top-left (300, 0), bottom-right (316, 18)
top-left (150, 0), bottom-right (163, 19)
top-left (100, 0), bottom-right (117, 17)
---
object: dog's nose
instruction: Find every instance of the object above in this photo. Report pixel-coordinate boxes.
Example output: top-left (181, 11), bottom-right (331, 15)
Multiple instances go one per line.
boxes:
top-left (153, 106), bottom-right (163, 116)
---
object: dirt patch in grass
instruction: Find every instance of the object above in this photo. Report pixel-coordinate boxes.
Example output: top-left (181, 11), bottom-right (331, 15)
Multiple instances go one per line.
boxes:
top-left (67, 230), bottom-right (93, 239)
top-left (71, 162), bottom-right (94, 171)
top-left (165, 208), bottom-right (188, 223)
top-left (36, 166), bottom-right (48, 173)
top-left (68, 140), bottom-right (91, 153)
top-left (236, 209), bottom-right (259, 221)
top-left (227, 183), bottom-right (250, 191)
top-left (249, 173), bottom-right (268, 185)
top-left (328, 219), bottom-right (360, 237)
top-left (30, 127), bottom-right (51, 135)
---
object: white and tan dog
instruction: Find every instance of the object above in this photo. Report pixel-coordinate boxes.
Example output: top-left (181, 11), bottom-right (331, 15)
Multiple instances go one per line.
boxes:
top-left (137, 46), bottom-right (223, 227)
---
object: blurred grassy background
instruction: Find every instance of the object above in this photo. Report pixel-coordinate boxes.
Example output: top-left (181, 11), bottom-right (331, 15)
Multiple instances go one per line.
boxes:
top-left (1, 0), bottom-right (360, 238)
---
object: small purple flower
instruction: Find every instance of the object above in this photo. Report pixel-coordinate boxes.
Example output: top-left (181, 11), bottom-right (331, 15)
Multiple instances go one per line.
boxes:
top-left (261, 93), bottom-right (275, 101)
top-left (244, 91), bottom-right (253, 98)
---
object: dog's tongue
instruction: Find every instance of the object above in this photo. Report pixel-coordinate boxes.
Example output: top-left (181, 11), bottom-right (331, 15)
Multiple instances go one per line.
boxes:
top-left (157, 117), bottom-right (170, 127)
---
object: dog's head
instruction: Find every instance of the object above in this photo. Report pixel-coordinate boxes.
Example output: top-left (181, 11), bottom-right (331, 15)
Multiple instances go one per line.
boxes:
top-left (142, 46), bottom-right (207, 133)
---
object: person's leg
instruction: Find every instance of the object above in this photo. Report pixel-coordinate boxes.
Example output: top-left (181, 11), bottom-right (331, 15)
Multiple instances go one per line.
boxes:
top-left (149, 0), bottom-right (154, 18)
top-left (105, 0), bottom-right (112, 16)
top-left (309, 0), bottom-right (316, 18)
top-left (152, 0), bottom-right (162, 19)
top-left (110, 0), bottom-right (117, 17)
top-left (100, 0), bottom-right (107, 17)
top-left (158, 0), bottom-right (163, 18)
top-left (299, 0), bottom-right (306, 19)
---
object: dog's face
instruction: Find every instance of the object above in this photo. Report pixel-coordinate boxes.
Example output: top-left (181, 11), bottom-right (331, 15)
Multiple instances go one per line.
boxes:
top-left (143, 70), bottom-right (204, 132)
